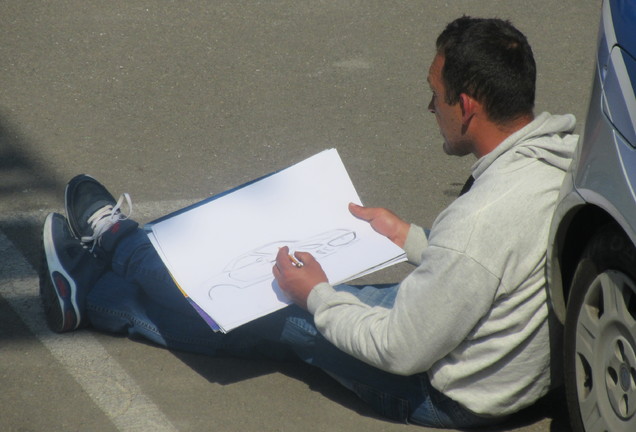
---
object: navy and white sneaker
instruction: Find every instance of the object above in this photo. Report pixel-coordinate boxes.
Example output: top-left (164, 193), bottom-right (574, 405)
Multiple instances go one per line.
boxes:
top-left (65, 174), bottom-right (137, 254)
top-left (40, 212), bottom-right (107, 332)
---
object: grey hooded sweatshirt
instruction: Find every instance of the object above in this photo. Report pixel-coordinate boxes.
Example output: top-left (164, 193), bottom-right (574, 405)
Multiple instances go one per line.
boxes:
top-left (307, 112), bottom-right (578, 416)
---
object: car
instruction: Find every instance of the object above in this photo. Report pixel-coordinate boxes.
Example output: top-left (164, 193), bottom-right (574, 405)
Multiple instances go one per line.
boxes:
top-left (547, 1), bottom-right (636, 431)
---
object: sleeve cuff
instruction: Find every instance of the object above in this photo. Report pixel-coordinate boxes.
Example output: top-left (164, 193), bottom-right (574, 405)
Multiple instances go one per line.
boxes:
top-left (306, 281), bottom-right (335, 315)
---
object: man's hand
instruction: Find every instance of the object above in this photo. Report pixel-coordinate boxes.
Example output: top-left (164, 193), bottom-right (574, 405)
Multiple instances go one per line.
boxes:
top-left (273, 246), bottom-right (328, 310)
top-left (349, 203), bottom-right (410, 248)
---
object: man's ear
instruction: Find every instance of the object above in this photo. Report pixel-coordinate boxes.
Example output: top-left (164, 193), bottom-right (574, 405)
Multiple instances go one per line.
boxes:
top-left (459, 93), bottom-right (478, 125)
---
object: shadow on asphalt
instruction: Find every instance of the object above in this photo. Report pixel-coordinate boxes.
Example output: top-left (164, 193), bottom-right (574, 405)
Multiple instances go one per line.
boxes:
top-left (0, 113), bottom-right (64, 272)
top-left (171, 348), bottom-right (394, 423)
top-left (172, 347), bottom-right (573, 431)
top-left (479, 389), bottom-right (572, 432)
top-left (1, 216), bottom-right (45, 273)
top-left (0, 113), bottom-right (62, 203)
top-left (0, 120), bottom-right (57, 198)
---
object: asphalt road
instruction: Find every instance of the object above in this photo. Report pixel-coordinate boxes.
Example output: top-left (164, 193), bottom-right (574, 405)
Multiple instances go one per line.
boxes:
top-left (0, 1), bottom-right (601, 431)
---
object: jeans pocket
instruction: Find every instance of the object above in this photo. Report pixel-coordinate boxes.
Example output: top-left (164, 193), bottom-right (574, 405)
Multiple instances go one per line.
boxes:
top-left (351, 381), bottom-right (411, 423)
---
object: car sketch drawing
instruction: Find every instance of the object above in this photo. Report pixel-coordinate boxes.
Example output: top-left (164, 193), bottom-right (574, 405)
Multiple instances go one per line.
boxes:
top-left (207, 229), bottom-right (357, 300)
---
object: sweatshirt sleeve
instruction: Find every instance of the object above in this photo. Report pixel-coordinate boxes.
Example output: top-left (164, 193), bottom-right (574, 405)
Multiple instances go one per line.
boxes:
top-left (403, 223), bottom-right (428, 265)
top-left (306, 244), bottom-right (501, 375)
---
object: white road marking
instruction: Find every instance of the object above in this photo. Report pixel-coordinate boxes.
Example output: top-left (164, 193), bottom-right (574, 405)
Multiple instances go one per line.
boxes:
top-left (0, 202), bottom-right (197, 432)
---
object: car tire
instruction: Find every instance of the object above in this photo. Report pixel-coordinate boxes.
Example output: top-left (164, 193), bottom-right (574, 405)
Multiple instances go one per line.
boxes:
top-left (564, 224), bottom-right (636, 432)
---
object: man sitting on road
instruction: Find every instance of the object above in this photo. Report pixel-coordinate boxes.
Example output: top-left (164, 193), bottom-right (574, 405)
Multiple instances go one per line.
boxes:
top-left (41, 16), bottom-right (578, 428)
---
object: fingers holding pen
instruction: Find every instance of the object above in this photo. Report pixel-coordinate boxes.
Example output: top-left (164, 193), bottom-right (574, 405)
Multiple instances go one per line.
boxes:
top-left (274, 246), bottom-right (298, 271)
top-left (273, 246), bottom-right (328, 310)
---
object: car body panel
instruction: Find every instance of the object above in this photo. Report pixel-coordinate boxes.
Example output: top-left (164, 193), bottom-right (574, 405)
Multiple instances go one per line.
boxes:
top-left (548, 0), bottom-right (636, 324)
top-left (546, 4), bottom-right (636, 430)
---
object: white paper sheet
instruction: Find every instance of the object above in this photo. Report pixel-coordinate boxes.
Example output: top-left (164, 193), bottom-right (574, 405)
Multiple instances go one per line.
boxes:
top-left (146, 149), bottom-right (406, 332)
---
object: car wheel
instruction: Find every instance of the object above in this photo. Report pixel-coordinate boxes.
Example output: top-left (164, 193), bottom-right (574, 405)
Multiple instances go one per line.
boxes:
top-left (564, 225), bottom-right (636, 432)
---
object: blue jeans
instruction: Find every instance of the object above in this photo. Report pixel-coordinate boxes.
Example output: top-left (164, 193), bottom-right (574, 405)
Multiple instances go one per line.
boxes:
top-left (86, 228), bottom-right (501, 429)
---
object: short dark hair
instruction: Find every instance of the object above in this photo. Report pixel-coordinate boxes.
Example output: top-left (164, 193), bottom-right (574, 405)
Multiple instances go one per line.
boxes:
top-left (436, 16), bottom-right (536, 124)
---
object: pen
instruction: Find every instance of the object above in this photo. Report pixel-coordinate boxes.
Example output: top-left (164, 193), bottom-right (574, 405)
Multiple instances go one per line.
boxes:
top-left (288, 253), bottom-right (304, 268)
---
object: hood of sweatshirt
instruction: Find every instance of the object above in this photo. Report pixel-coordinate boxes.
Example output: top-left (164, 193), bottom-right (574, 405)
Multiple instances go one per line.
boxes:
top-left (472, 112), bottom-right (579, 178)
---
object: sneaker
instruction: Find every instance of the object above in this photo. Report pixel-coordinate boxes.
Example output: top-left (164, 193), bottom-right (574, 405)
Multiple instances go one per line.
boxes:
top-left (40, 212), bottom-right (107, 332)
top-left (65, 174), bottom-right (136, 252)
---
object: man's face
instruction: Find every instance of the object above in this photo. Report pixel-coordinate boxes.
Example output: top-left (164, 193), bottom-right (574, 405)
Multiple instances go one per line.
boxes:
top-left (427, 54), bottom-right (473, 156)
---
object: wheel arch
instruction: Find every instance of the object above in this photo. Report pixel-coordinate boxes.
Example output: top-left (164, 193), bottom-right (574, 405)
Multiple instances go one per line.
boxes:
top-left (550, 204), bottom-right (618, 323)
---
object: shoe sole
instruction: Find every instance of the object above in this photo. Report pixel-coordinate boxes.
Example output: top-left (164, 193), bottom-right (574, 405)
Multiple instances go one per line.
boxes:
top-left (41, 213), bottom-right (80, 332)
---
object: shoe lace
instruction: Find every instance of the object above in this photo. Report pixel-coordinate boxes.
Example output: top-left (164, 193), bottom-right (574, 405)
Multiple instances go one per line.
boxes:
top-left (82, 193), bottom-right (133, 247)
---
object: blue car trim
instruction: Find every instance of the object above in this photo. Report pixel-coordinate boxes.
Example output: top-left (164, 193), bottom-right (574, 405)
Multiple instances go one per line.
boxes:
top-left (609, 0), bottom-right (636, 55)
top-left (602, 0), bottom-right (636, 147)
